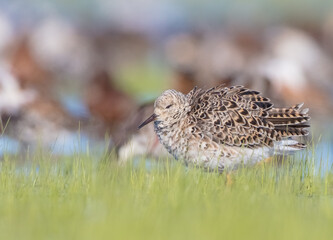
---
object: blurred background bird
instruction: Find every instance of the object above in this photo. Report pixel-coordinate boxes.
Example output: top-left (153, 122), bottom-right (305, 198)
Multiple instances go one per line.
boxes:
top-left (0, 1), bottom-right (332, 161)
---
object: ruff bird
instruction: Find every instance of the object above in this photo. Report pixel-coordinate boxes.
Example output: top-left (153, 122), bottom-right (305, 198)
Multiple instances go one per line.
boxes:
top-left (139, 85), bottom-right (310, 172)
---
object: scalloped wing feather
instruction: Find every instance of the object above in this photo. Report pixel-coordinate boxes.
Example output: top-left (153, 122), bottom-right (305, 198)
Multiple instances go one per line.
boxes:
top-left (186, 85), bottom-right (310, 149)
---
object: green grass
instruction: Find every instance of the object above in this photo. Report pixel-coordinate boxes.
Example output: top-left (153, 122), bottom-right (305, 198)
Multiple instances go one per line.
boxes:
top-left (0, 151), bottom-right (332, 240)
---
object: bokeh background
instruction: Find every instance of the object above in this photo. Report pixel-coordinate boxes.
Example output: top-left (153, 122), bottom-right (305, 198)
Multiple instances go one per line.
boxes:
top-left (0, 0), bottom-right (332, 161)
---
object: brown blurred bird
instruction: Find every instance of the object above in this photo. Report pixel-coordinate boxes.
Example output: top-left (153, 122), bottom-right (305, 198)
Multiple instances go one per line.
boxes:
top-left (10, 37), bottom-right (51, 91)
top-left (85, 70), bottom-right (135, 134)
top-left (0, 65), bottom-right (79, 150)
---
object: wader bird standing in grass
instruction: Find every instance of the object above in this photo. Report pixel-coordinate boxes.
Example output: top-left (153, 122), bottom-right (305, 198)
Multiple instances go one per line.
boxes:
top-left (138, 85), bottom-right (310, 172)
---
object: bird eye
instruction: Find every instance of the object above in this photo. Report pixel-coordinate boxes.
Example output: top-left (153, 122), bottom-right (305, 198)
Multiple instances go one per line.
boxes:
top-left (166, 104), bottom-right (172, 109)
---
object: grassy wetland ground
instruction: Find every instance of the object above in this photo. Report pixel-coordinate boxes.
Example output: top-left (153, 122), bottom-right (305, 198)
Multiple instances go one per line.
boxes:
top-left (0, 140), bottom-right (332, 240)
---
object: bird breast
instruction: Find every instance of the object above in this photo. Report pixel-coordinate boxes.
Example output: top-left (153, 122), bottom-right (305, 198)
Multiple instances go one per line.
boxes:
top-left (154, 120), bottom-right (190, 160)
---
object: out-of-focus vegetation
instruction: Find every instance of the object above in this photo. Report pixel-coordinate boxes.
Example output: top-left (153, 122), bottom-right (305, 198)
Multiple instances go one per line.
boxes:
top-left (0, 150), bottom-right (332, 240)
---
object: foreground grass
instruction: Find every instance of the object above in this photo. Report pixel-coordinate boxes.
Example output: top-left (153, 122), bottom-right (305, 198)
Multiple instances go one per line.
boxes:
top-left (0, 152), bottom-right (332, 240)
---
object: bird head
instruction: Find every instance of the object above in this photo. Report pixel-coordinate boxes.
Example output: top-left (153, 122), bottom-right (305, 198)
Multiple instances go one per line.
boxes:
top-left (138, 89), bottom-right (188, 129)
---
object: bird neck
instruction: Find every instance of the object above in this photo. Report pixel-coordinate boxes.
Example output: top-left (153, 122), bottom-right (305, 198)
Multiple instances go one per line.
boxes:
top-left (154, 116), bottom-right (188, 160)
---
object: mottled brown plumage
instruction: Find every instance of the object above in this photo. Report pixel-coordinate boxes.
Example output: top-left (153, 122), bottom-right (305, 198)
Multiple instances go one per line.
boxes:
top-left (186, 85), bottom-right (309, 148)
top-left (139, 85), bottom-right (310, 172)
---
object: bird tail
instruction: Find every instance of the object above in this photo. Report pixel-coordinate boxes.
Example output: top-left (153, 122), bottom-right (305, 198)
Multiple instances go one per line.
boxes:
top-left (273, 139), bottom-right (307, 155)
top-left (267, 103), bottom-right (310, 137)
top-left (267, 103), bottom-right (310, 154)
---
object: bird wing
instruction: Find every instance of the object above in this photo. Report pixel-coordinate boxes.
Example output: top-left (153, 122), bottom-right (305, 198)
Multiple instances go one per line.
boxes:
top-left (186, 85), bottom-right (284, 148)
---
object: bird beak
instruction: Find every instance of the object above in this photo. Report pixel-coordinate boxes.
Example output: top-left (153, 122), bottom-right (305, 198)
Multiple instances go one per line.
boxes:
top-left (138, 113), bottom-right (157, 129)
